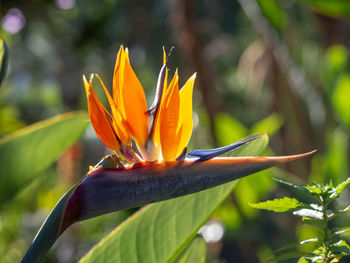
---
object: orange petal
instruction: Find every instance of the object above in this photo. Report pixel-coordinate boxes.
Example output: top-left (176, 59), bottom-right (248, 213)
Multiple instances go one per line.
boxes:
top-left (163, 47), bottom-right (166, 65)
top-left (83, 75), bottom-right (120, 151)
top-left (113, 47), bottom-right (149, 148)
top-left (112, 46), bottom-right (124, 109)
top-left (176, 73), bottom-right (196, 157)
top-left (159, 71), bottom-right (181, 161)
top-left (123, 49), bottom-right (149, 146)
top-left (96, 74), bottom-right (129, 143)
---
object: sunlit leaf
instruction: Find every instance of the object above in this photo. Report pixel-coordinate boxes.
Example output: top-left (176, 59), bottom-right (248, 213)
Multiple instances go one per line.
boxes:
top-left (0, 112), bottom-right (89, 205)
top-left (302, 0), bottom-right (350, 19)
top-left (215, 113), bottom-right (247, 146)
top-left (330, 177), bottom-right (350, 200)
top-left (257, 0), bottom-right (287, 30)
top-left (303, 184), bottom-right (323, 195)
top-left (330, 240), bottom-right (350, 255)
top-left (334, 227), bottom-right (350, 236)
top-left (325, 45), bottom-right (348, 73)
top-left (251, 113), bottom-right (283, 136)
top-left (249, 197), bottom-right (303, 212)
top-left (230, 133), bottom-right (269, 157)
top-left (0, 105), bottom-right (25, 135)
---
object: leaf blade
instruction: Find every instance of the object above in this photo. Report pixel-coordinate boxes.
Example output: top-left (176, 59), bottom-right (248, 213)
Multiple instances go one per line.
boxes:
top-left (249, 197), bottom-right (304, 212)
top-left (0, 111), bottom-right (89, 205)
top-left (174, 235), bottom-right (207, 263)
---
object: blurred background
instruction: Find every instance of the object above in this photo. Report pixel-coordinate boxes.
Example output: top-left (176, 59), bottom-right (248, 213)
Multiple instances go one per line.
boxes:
top-left (1, 0), bottom-right (350, 262)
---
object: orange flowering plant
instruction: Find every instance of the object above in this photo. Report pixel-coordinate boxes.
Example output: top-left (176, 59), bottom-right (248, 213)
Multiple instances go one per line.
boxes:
top-left (83, 46), bottom-right (195, 164)
top-left (22, 46), bottom-right (315, 263)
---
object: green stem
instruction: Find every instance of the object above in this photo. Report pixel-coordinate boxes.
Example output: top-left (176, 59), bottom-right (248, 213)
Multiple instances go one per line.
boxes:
top-left (322, 196), bottom-right (329, 262)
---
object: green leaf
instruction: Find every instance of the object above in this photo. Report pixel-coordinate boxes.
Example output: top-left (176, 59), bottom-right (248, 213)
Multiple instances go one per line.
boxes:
top-left (0, 105), bottom-right (25, 135)
top-left (330, 240), bottom-right (350, 255)
top-left (231, 133), bottom-right (269, 157)
top-left (302, 0), bottom-right (350, 19)
top-left (0, 38), bottom-right (8, 87)
top-left (21, 185), bottom-right (77, 263)
top-left (303, 184), bottom-right (323, 195)
top-left (174, 236), bottom-right (207, 263)
top-left (273, 177), bottom-right (320, 204)
top-left (330, 177), bottom-right (350, 200)
top-left (0, 112), bottom-right (89, 204)
top-left (325, 45), bottom-right (348, 73)
top-left (78, 181), bottom-right (238, 263)
top-left (78, 135), bottom-right (270, 263)
top-left (250, 113), bottom-right (283, 136)
top-left (249, 197), bottom-right (303, 212)
top-left (257, 0), bottom-right (287, 30)
top-left (334, 227), bottom-right (350, 236)
top-left (215, 113), bottom-right (247, 146)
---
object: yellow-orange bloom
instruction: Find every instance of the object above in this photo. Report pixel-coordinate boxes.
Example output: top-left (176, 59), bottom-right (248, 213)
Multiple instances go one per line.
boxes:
top-left (83, 46), bottom-right (196, 163)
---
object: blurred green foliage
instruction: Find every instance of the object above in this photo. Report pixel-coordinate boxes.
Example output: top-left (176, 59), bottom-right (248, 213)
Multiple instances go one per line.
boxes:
top-left (0, 112), bottom-right (88, 204)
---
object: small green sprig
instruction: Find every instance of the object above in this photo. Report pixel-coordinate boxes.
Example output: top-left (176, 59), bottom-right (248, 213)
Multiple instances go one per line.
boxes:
top-left (250, 177), bottom-right (350, 262)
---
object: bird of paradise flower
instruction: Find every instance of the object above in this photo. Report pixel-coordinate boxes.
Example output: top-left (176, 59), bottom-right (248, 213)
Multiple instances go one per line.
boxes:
top-left (22, 46), bottom-right (315, 263)
top-left (83, 46), bottom-right (195, 164)
top-left (83, 46), bottom-right (270, 166)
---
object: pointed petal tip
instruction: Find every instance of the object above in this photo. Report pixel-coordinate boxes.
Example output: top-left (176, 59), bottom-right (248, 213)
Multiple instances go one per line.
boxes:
top-left (89, 73), bottom-right (94, 82)
top-left (82, 74), bottom-right (94, 84)
top-left (273, 150), bottom-right (317, 163)
top-left (163, 46), bottom-right (166, 64)
top-left (188, 136), bottom-right (260, 160)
